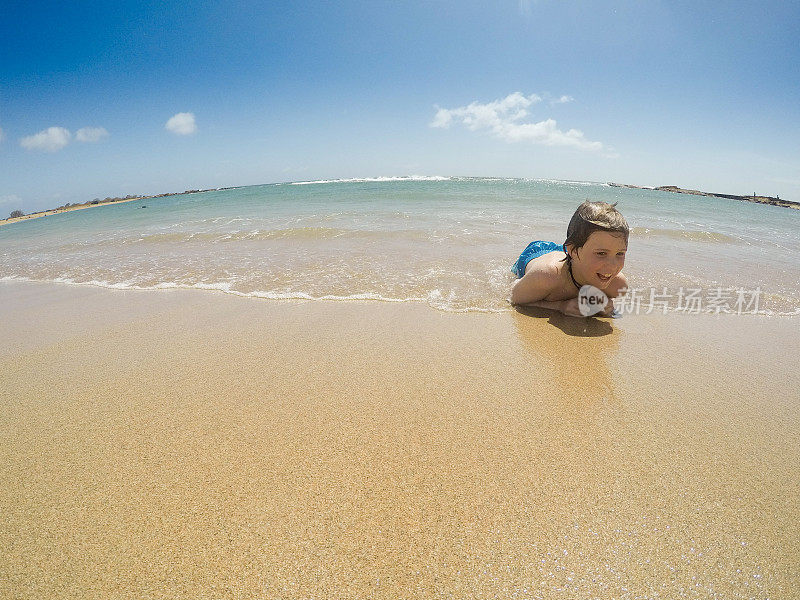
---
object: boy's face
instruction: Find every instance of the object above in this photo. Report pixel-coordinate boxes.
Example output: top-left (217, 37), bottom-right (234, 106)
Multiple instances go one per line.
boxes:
top-left (570, 231), bottom-right (627, 289)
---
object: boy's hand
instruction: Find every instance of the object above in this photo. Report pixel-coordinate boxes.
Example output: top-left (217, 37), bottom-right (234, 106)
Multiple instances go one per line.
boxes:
top-left (561, 293), bottom-right (616, 318)
top-left (560, 297), bottom-right (585, 317)
top-left (600, 302), bottom-right (617, 317)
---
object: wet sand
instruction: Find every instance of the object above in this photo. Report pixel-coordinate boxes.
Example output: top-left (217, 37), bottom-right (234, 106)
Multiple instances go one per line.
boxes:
top-left (1, 280), bottom-right (798, 598)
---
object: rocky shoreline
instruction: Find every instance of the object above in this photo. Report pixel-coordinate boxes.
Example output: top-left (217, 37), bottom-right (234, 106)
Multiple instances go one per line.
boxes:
top-left (608, 182), bottom-right (799, 210)
top-left (1, 187), bottom-right (238, 227)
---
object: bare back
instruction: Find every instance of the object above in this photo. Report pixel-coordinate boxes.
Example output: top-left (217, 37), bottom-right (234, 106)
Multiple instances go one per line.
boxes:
top-left (510, 251), bottom-right (577, 305)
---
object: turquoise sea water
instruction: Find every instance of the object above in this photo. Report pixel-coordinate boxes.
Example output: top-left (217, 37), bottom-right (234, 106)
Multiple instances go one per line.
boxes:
top-left (2, 177), bottom-right (799, 314)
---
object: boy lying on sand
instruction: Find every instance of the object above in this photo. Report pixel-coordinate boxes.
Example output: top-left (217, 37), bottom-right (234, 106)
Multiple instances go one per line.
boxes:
top-left (510, 201), bottom-right (629, 317)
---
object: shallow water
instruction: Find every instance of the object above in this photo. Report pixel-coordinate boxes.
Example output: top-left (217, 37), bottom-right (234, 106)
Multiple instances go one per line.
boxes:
top-left (2, 177), bottom-right (799, 314)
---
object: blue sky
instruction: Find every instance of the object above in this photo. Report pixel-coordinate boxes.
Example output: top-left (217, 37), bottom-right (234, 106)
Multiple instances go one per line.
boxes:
top-left (2, 0), bottom-right (799, 212)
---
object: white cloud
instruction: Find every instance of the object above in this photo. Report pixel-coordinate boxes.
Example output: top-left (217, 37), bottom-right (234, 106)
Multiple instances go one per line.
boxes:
top-left (551, 95), bottom-right (574, 105)
top-left (432, 92), bottom-right (541, 131)
top-left (165, 112), bottom-right (197, 135)
top-left (431, 92), bottom-right (603, 152)
top-left (20, 127), bottom-right (71, 152)
top-left (76, 127), bottom-right (109, 143)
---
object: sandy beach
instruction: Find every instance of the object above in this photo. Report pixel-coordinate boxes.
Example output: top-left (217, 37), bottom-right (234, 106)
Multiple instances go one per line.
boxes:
top-left (1, 279), bottom-right (798, 599)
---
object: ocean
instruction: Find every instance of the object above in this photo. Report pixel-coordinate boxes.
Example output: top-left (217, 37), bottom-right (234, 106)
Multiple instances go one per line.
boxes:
top-left (2, 176), bottom-right (799, 315)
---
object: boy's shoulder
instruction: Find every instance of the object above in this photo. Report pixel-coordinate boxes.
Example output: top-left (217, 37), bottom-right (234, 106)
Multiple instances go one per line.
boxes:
top-left (510, 251), bottom-right (568, 305)
top-left (526, 250), bottom-right (566, 278)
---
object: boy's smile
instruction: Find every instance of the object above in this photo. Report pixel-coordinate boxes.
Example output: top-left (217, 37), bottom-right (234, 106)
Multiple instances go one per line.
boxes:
top-left (570, 231), bottom-right (627, 289)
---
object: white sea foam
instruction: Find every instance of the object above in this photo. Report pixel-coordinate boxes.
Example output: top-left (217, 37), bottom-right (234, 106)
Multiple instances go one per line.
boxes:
top-left (3, 274), bottom-right (798, 316)
top-left (523, 178), bottom-right (604, 186)
top-left (289, 175), bottom-right (451, 185)
top-left (282, 175), bottom-right (610, 188)
top-left (0, 275), bottom-right (511, 313)
top-left (192, 281), bottom-right (234, 292)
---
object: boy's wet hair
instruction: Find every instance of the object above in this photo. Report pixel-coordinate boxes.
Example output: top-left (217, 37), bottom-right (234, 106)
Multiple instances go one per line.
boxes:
top-left (563, 201), bottom-right (629, 257)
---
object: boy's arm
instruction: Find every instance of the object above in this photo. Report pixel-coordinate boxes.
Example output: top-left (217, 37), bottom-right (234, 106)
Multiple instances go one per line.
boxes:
top-left (512, 268), bottom-right (628, 318)
top-left (599, 271), bottom-right (628, 316)
top-left (606, 272), bottom-right (628, 299)
top-left (510, 265), bottom-right (568, 313)
top-left (531, 298), bottom-right (584, 316)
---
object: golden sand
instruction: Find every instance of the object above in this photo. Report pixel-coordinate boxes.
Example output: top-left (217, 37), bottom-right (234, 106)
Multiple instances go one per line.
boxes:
top-left (1, 280), bottom-right (798, 598)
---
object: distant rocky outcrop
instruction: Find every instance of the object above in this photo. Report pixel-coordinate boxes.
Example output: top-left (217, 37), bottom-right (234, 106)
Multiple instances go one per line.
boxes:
top-left (1, 187), bottom-right (223, 225)
top-left (608, 183), bottom-right (799, 210)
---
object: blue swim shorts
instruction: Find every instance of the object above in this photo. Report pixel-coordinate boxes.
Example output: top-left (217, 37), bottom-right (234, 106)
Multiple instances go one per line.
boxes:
top-left (510, 240), bottom-right (563, 278)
